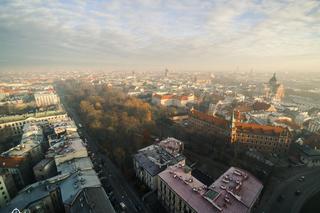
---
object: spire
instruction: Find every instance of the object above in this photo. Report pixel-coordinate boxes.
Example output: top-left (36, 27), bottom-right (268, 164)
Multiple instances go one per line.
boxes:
top-left (165, 68), bottom-right (169, 77)
top-left (190, 106), bottom-right (195, 113)
top-left (269, 72), bottom-right (277, 84)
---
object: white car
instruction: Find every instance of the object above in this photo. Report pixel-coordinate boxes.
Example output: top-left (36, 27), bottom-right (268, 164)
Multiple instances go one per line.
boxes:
top-left (120, 202), bottom-right (126, 210)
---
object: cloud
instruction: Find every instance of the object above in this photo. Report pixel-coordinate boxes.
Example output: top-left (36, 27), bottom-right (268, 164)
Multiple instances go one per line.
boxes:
top-left (0, 0), bottom-right (319, 71)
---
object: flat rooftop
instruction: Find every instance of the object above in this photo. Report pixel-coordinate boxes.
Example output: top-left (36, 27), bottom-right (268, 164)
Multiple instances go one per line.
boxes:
top-left (1, 123), bottom-right (43, 157)
top-left (134, 144), bottom-right (184, 176)
top-left (53, 119), bottom-right (78, 134)
top-left (158, 137), bottom-right (184, 157)
top-left (159, 164), bottom-right (218, 213)
top-left (1, 169), bottom-right (104, 213)
top-left (69, 187), bottom-right (116, 213)
top-left (159, 165), bottom-right (263, 213)
top-left (49, 139), bottom-right (88, 166)
top-left (208, 167), bottom-right (263, 212)
top-left (57, 157), bottom-right (93, 174)
top-left (59, 169), bottom-right (101, 205)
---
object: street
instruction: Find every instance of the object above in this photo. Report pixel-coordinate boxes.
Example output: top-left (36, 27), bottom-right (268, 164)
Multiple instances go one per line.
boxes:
top-left (58, 92), bottom-right (150, 213)
top-left (257, 167), bottom-right (320, 213)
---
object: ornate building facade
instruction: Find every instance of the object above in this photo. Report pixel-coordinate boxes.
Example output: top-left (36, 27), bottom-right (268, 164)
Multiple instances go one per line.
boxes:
top-left (231, 111), bottom-right (292, 153)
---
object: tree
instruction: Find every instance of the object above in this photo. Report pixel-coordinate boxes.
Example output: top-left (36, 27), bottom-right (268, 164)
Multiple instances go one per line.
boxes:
top-left (56, 80), bottom-right (162, 172)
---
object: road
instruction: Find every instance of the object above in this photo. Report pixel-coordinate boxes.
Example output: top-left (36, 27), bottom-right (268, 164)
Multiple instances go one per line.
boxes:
top-left (257, 167), bottom-right (320, 213)
top-left (58, 92), bottom-right (150, 213)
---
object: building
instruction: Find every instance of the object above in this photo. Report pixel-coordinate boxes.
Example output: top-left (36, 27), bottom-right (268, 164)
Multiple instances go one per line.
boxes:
top-left (295, 112), bottom-right (311, 127)
top-left (0, 178), bottom-right (65, 213)
top-left (298, 145), bottom-right (320, 167)
top-left (1, 120), bottom-right (115, 213)
top-left (56, 157), bottom-right (93, 175)
top-left (34, 92), bottom-right (60, 107)
top-left (152, 93), bottom-right (196, 107)
top-left (165, 68), bottom-right (169, 78)
top-left (1, 168), bottom-right (115, 213)
top-left (158, 137), bottom-right (184, 156)
top-left (46, 118), bottom-right (88, 166)
top-left (33, 158), bottom-right (57, 181)
top-left (252, 101), bottom-right (277, 112)
top-left (133, 138), bottom-right (185, 190)
top-left (0, 156), bottom-right (33, 190)
top-left (53, 119), bottom-right (78, 136)
top-left (0, 171), bottom-right (17, 208)
top-left (0, 112), bottom-right (67, 136)
top-left (59, 169), bottom-right (114, 213)
top-left (264, 73), bottom-right (284, 102)
top-left (67, 186), bottom-right (115, 213)
top-left (1, 123), bottom-right (45, 166)
top-left (188, 108), bottom-right (230, 138)
top-left (308, 118), bottom-right (320, 134)
top-left (170, 114), bottom-right (189, 122)
top-left (231, 116), bottom-right (292, 153)
top-left (158, 164), bottom-right (263, 213)
top-left (0, 123), bottom-right (46, 189)
top-left (47, 133), bottom-right (88, 166)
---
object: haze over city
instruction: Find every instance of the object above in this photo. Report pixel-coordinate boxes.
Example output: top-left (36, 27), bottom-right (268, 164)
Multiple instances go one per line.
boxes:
top-left (0, 0), bottom-right (320, 72)
top-left (1, 1), bottom-right (320, 213)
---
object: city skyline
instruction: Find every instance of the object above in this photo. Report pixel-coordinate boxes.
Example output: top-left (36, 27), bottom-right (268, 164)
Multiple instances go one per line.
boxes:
top-left (0, 0), bottom-right (320, 72)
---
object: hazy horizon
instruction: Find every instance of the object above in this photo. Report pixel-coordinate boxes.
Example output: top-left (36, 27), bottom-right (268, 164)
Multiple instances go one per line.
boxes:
top-left (0, 0), bottom-right (319, 72)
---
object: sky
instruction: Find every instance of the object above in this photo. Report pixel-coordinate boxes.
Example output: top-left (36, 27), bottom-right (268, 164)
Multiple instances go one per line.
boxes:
top-left (0, 0), bottom-right (319, 72)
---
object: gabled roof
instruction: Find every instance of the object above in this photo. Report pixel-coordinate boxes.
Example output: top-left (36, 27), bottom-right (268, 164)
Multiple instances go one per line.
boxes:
top-left (234, 122), bottom-right (290, 136)
top-left (190, 109), bottom-right (229, 128)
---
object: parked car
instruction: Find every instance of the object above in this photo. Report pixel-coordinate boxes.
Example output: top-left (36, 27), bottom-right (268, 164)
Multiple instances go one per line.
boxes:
top-left (120, 202), bottom-right (127, 210)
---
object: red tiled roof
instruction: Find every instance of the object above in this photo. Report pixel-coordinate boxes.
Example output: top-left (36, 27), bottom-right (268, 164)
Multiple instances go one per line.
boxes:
top-left (153, 93), bottom-right (194, 101)
top-left (234, 110), bottom-right (246, 121)
top-left (0, 156), bottom-right (25, 168)
top-left (161, 95), bottom-right (174, 100)
top-left (153, 94), bottom-right (174, 100)
top-left (234, 122), bottom-right (288, 135)
top-left (190, 109), bottom-right (229, 128)
top-left (180, 96), bottom-right (189, 100)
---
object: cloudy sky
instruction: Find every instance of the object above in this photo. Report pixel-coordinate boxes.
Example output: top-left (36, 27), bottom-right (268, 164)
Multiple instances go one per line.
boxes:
top-left (0, 0), bottom-right (319, 72)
